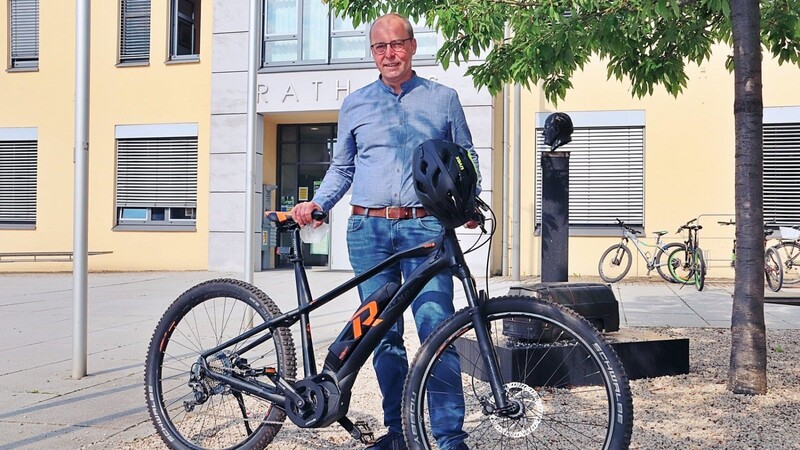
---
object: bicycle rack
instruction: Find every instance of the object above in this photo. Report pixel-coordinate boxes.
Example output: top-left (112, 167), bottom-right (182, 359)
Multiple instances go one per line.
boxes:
top-left (696, 213), bottom-right (737, 271)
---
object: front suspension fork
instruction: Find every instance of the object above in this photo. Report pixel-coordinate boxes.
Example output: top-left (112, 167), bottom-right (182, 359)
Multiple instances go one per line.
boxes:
top-left (467, 289), bottom-right (515, 414)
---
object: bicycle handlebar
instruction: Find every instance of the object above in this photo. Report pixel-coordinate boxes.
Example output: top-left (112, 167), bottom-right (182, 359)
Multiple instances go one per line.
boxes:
top-left (719, 219), bottom-right (782, 235)
top-left (264, 210), bottom-right (329, 231)
top-left (615, 218), bottom-right (641, 235)
top-left (676, 218), bottom-right (702, 233)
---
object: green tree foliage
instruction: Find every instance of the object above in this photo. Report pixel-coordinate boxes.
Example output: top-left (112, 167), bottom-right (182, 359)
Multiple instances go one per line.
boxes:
top-left (327, 0), bottom-right (799, 102)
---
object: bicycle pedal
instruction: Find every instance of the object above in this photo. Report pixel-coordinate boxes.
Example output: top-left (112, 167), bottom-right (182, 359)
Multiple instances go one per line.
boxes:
top-left (354, 420), bottom-right (374, 445)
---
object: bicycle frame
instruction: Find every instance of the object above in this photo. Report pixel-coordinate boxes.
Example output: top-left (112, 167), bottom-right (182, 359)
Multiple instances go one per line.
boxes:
top-left (194, 220), bottom-right (509, 426)
top-left (621, 229), bottom-right (666, 270)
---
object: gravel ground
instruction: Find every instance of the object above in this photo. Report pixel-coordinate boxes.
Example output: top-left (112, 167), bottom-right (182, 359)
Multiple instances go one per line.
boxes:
top-left (123, 327), bottom-right (800, 450)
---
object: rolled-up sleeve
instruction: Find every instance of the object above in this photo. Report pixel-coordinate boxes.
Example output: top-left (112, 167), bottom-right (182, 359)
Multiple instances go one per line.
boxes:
top-left (311, 99), bottom-right (356, 212)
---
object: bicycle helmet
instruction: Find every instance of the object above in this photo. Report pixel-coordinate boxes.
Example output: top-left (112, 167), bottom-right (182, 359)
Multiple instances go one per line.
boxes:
top-left (542, 112), bottom-right (573, 150)
top-left (412, 139), bottom-right (478, 229)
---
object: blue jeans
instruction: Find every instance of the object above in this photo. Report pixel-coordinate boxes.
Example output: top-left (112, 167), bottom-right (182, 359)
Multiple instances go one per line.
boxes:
top-left (347, 214), bottom-right (466, 450)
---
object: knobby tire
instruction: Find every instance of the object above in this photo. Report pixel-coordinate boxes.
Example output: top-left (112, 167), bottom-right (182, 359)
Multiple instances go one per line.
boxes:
top-left (402, 296), bottom-right (633, 450)
top-left (144, 278), bottom-right (297, 450)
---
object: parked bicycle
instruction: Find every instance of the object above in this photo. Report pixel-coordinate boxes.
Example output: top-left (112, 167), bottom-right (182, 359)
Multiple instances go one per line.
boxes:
top-left (667, 218), bottom-right (707, 291)
top-left (718, 220), bottom-right (784, 292)
top-left (144, 206), bottom-right (633, 450)
top-left (771, 225), bottom-right (800, 285)
top-left (597, 218), bottom-right (686, 283)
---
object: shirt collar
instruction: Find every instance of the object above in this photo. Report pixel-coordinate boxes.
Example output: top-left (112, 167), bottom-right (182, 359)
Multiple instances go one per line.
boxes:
top-left (377, 71), bottom-right (421, 95)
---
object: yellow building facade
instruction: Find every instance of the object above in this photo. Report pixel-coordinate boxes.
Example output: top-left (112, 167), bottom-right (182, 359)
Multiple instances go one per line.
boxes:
top-left (513, 46), bottom-right (800, 279)
top-left (2, 1), bottom-right (798, 280)
top-left (1, 0), bottom-right (212, 272)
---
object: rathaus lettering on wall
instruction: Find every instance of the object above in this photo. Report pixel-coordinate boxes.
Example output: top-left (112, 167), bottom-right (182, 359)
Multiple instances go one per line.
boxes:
top-left (258, 80), bottom-right (352, 104)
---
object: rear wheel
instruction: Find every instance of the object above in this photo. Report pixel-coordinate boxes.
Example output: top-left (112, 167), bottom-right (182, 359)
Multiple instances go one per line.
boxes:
top-left (403, 296), bottom-right (633, 450)
top-left (667, 247), bottom-right (695, 284)
top-left (598, 244), bottom-right (632, 283)
top-left (144, 279), bottom-right (297, 450)
top-left (765, 247), bottom-right (784, 292)
top-left (774, 242), bottom-right (800, 285)
top-left (655, 243), bottom-right (687, 282)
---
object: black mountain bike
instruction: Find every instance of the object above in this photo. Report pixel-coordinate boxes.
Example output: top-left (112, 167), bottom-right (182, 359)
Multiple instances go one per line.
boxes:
top-left (144, 208), bottom-right (633, 450)
top-left (667, 218), bottom-right (707, 291)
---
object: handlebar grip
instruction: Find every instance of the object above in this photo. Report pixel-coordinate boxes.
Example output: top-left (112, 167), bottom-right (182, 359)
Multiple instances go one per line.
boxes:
top-left (311, 210), bottom-right (328, 221)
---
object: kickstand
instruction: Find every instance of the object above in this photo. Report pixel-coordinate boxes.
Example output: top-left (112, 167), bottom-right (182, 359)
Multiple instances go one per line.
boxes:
top-left (338, 417), bottom-right (375, 445)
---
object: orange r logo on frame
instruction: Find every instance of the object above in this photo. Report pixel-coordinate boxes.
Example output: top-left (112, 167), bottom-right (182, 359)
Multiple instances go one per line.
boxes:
top-left (351, 301), bottom-right (384, 339)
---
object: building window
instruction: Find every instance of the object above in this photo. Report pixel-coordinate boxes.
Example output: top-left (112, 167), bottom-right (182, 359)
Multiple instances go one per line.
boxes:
top-left (763, 122), bottom-right (800, 226)
top-left (115, 135), bottom-right (197, 229)
top-left (535, 111), bottom-right (645, 230)
top-left (263, 0), bottom-right (437, 67)
top-left (0, 135), bottom-right (37, 228)
top-left (169, 0), bottom-right (200, 60)
top-left (275, 123), bottom-right (335, 266)
top-left (119, 0), bottom-right (151, 64)
top-left (9, 0), bottom-right (39, 69)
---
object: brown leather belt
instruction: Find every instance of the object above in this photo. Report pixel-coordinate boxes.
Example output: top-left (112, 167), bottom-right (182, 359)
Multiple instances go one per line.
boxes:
top-left (352, 205), bottom-right (428, 219)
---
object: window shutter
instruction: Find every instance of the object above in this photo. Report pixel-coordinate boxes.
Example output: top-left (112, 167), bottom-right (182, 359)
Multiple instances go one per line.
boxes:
top-left (120, 0), bottom-right (151, 63)
top-left (0, 141), bottom-right (37, 224)
top-left (764, 123), bottom-right (800, 226)
top-left (536, 126), bottom-right (644, 227)
top-left (116, 137), bottom-right (197, 208)
top-left (10, 0), bottom-right (39, 68)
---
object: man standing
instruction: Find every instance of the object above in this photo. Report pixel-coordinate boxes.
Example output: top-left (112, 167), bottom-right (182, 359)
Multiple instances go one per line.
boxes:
top-left (291, 13), bottom-right (479, 450)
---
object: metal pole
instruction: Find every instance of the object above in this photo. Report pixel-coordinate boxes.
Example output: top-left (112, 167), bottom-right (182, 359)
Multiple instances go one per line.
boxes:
top-left (244, 0), bottom-right (262, 283)
top-left (512, 85), bottom-right (521, 281)
top-left (501, 24), bottom-right (510, 277)
top-left (72, 0), bottom-right (90, 379)
top-left (501, 85), bottom-right (509, 277)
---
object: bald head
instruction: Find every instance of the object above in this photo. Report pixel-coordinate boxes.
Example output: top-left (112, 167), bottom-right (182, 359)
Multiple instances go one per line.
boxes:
top-left (370, 13), bottom-right (414, 43)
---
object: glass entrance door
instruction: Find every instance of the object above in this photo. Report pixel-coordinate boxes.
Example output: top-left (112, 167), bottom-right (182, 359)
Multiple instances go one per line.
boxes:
top-left (276, 124), bottom-right (336, 267)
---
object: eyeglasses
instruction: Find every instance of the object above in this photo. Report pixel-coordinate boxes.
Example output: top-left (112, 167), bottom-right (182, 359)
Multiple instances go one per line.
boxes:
top-left (370, 37), bottom-right (412, 55)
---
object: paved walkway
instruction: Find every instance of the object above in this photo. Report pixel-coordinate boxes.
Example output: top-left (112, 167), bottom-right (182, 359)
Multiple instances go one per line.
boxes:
top-left (1, 270), bottom-right (798, 449)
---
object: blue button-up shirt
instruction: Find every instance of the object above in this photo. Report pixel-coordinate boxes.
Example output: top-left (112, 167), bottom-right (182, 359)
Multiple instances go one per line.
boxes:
top-left (312, 73), bottom-right (481, 212)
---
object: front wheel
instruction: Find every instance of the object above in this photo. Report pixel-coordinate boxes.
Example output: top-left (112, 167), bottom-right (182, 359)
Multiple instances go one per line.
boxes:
top-left (598, 244), bottom-right (633, 283)
top-left (402, 296), bottom-right (633, 450)
top-left (144, 278), bottom-right (297, 450)
top-left (694, 250), bottom-right (706, 291)
top-left (765, 247), bottom-right (784, 292)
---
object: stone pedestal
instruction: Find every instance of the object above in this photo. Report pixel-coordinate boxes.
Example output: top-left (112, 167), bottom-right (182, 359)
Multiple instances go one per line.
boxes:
top-left (456, 328), bottom-right (689, 385)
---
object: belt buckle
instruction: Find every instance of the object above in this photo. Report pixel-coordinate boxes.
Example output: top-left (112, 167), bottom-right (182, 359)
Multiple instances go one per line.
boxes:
top-left (385, 207), bottom-right (392, 219)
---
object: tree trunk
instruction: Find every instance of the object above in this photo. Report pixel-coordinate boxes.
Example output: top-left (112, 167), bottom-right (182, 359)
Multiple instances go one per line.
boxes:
top-left (728, 0), bottom-right (767, 395)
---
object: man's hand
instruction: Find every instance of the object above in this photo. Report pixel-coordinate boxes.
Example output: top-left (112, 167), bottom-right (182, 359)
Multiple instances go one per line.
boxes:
top-left (290, 202), bottom-right (323, 227)
top-left (464, 209), bottom-right (486, 231)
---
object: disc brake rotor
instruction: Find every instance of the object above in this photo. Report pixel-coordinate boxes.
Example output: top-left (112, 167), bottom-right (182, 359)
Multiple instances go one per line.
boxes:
top-left (489, 381), bottom-right (544, 438)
